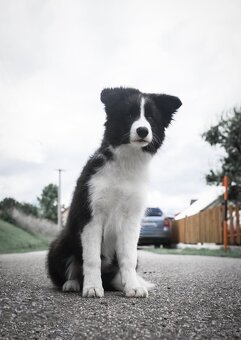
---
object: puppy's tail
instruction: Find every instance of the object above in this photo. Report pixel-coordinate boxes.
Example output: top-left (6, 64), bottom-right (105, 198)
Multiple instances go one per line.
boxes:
top-left (111, 272), bottom-right (155, 291)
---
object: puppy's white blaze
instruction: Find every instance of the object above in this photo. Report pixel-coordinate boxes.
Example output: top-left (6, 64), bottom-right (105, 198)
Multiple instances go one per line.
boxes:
top-left (140, 96), bottom-right (145, 120)
top-left (130, 96), bottom-right (153, 145)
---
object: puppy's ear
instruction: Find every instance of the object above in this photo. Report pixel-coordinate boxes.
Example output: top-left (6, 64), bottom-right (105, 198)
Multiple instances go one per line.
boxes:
top-left (101, 88), bottom-right (121, 105)
top-left (101, 87), bottom-right (140, 107)
top-left (150, 94), bottom-right (182, 127)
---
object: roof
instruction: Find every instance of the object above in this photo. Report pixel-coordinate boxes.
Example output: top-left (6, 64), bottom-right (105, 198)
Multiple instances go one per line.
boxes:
top-left (175, 186), bottom-right (224, 220)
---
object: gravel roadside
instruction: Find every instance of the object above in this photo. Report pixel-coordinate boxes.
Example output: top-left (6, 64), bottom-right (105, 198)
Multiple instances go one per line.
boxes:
top-left (0, 250), bottom-right (241, 339)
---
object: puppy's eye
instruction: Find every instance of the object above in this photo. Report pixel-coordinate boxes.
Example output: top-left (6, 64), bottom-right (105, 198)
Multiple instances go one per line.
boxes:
top-left (144, 103), bottom-right (154, 122)
top-left (127, 112), bottom-right (132, 120)
top-left (146, 115), bottom-right (154, 123)
top-left (129, 108), bottom-right (139, 120)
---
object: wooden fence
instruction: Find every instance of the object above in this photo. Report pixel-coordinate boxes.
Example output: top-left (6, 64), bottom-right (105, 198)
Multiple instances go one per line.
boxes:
top-left (228, 205), bottom-right (241, 245)
top-left (172, 204), bottom-right (241, 245)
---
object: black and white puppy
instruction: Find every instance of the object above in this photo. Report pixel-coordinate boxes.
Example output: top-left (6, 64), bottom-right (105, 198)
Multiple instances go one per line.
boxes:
top-left (47, 87), bottom-right (182, 298)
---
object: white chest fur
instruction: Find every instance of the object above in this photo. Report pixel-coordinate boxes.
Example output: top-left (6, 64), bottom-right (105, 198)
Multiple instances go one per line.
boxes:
top-left (88, 145), bottom-right (152, 258)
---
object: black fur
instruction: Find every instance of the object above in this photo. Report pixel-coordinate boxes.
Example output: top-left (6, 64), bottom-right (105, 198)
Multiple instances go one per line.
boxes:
top-left (47, 87), bottom-right (182, 291)
top-left (47, 146), bottom-right (114, 290)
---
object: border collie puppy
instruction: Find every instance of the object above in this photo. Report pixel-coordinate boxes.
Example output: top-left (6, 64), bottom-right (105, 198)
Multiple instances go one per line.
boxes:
top-left (47, 87), bottom-right (182, 298)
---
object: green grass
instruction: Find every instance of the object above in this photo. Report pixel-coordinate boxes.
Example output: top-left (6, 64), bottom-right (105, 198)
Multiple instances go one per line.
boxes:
top-left (1, 217), bottom-right (240, 258)
top-left (0, 218), bottom-right (49, 254)
top-left (143, 246), bottom-right (241, 258)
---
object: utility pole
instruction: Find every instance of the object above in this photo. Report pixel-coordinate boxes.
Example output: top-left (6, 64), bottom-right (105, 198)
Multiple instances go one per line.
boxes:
top-left (57, 169), bottom-right (64, 229)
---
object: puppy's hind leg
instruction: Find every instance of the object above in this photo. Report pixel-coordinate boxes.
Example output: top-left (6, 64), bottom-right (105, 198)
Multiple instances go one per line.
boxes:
top-left (62, 256), bottom-right (81, 292)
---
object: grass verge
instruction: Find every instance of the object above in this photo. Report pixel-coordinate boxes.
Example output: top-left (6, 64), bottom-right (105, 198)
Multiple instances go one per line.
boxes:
top-left (142, 246), bottom-right (241, 258)
top-left (0, 218), bottom-right (49, 254)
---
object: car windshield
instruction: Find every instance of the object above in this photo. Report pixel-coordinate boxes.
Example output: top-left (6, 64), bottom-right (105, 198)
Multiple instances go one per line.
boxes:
top-left (145, 208), bottom-right (163, 217)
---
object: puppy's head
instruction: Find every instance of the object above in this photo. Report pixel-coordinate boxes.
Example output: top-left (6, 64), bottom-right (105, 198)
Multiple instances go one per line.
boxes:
top-left (101, 87), bottom-right (182, 153)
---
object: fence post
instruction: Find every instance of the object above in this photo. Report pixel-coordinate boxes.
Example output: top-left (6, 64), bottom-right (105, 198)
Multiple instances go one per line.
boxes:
top-left (236, 204), bottom-right (241, 245)
top-left (223, 175), bottom-right (229, 251)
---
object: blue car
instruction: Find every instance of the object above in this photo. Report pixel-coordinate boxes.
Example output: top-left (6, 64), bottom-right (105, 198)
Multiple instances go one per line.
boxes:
top-left (138, 207), bottom-right (172, 248)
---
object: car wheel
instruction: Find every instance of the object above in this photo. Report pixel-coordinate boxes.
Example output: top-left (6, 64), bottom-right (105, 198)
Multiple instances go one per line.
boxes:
top-left (163, 242), bottom-right (172, 249)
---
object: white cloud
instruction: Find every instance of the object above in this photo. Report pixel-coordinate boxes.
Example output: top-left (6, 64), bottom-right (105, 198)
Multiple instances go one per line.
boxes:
top-left (0, 0), bottom-right (241, 213)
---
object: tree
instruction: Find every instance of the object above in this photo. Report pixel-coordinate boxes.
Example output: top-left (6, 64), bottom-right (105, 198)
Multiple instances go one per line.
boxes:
top-left (20, 202), bottom-right (38, 217)
top-left (202, 107), bottom-right (241, 201)
top-left (0, 198), bottom-right (20, 222)
top-left (0, 198), bottom-right (38, 222)
top-left (37, 184), bottom-right (58, 222)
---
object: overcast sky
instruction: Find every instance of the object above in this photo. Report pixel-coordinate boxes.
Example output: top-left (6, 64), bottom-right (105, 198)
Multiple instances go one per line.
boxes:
top-left (0, 0), bottom-right (241, 214)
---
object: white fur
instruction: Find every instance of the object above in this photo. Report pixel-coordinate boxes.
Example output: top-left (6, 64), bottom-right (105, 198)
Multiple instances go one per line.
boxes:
top-left (63, 280), bottom-right (80, 292)
top-left (111, 272), bottom-right (155, 295)
top-left (81, 219), bottom-right (104, 297)
top-left (130, 97), bottom-right (153, 146)
top-left (81, 143), bottom-right (153, 297)
top-left (63, 256), bottom-right (81, 292)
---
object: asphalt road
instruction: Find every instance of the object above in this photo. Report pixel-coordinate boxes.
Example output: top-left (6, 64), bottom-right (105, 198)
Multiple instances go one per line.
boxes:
top-left (0, 250), bottom-right (241, 340)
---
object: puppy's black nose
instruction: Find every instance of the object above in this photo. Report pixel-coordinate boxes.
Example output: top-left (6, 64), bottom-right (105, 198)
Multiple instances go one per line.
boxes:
top-left (136, 127), bottom-right (149, 138)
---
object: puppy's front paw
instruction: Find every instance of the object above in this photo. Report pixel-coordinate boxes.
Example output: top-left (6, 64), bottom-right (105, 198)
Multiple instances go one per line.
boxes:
top-left (125, 286), bottom-right (148, 298)
top-left (82, 286), bottom-right (104, 298)
top-left (62, 280), bottom-right (80, 292)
